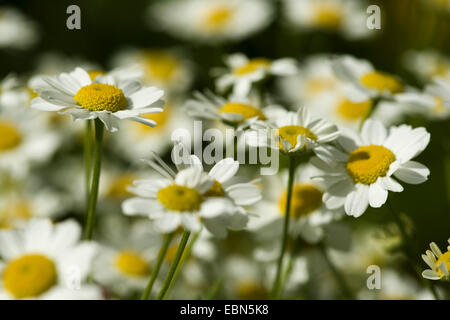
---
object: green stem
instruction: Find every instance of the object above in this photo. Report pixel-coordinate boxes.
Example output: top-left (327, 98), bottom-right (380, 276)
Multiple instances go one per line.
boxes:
top-left (204, 279), bottom-right (223, 300)
top-left (271, 156), bottom-right (297, 298)
top-left (83, 119), bottom-right (104, 240)
top-left (319, 242), bottom-right (355, 299)
top-left (84, 120), bottom-right (93, 206)
top-left (386, 200), bottom-right (441, 300)
top-left (140, 232), bottom-right (175, 300)
top-left (156, 231), bottom-right (191, 300)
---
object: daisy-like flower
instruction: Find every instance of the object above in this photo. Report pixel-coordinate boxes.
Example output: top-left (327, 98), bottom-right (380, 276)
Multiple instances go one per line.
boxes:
top-left (313, 120), bottom-right (430, 217)
top-left (245, 106), bottom-right (340, 155)
top-left (426, 77), bottom-right (450, 111)
top-left (0, 108), bottom-right (59, 178)
top-left (216, 53), bottom-right (298, 97)
top-left (122, 153), bottom-right (249, 237)
top-left (0, 74), bottom-right (26, 109)
top-left (0, 219), bottom-right (101, 299)
top-left (184, 90), bottom-right (267, 129)
top-left (403, 50), bottom-right (450, 83)
top-left (111, 48), bottom-right (193, 94)
top-left (248, 164), bottom-right (342, 243)
top-left (148, 0), bottom-right (273, 43)
top-left (282, 0), bottom-right (372, 40)
top-left (395, 88), bottom-right (449, 120)
top-left (30, 67), bottom-right (164, 132)
top-left (421, 238), bottom-right (450, 281)
top-left (0, 7), bottom-right (38, 49)
top-left (332, 55), bottom-right (405, 102)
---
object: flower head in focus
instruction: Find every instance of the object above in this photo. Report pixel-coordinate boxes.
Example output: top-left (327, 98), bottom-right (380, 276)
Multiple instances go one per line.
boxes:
top-left (421, 239), bottom-right (450, 281)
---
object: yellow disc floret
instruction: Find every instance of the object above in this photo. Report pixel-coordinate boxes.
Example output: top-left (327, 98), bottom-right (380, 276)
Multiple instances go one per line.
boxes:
top-left (237, 280), bottom-right (268, 300)
top-left (3, 254), bottom-right (57, 299)
top-left (107, 174), bottom-right (135, 199)
top-left (234, 58), bottom-right (271, 76)
top-left (314, 5), bottom-right (343, 29)
top-left (436, 251), bottom-right (450, 277)
top-left (142, 51), bottom-right (179, 83)
top-left (0, 120), bottom-right (22, 152)
top-left (360, 71), bottom-right (404, 94)
top-left (74, 83), bottom-right (127, 112)
top-left (279, 184), bottom-right (323, 219)
top-left (204, 5), bottom-right (234, 30)
top-left (337, 99), bottom-right (373, 120)
top-left (204, 180), bottom-right (225, 198)
top-left (346, 145), bottom-right (396, 185)
top-left (157, 184), bottom-right (203, 212)
top-left (115, 250), bottom-right (150, 277)
top-left (87, 70), bottom-right (106, 81)
top-left (219, 102), bottom-right (266, 122)
top-left (278, 125), bottom-right (317, 151)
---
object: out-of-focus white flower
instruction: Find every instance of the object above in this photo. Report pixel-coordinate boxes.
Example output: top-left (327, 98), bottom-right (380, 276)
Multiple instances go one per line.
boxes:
top-left (403, 50), bottom-right (450, 83)
top-left (148, 0), bottom-right (273, 43)
top-left (248, 164), bottom-right (342, 243)
top-left (332, 55), bottom-right (404, 102)
top-left (313, 120), bottom-right (430, 217)
top-left (421, 238), bottom-right (450, 281)
top-left (34, 52), bottom-right (98, 76)
top-left (0, 219), bottom-right (101, 299)
top-left (111, 49), bottom-right (193, 94)
top-left (31, 67), bottom-right (165, 132)
top-left (216, 53), bottom-right (298, 97)
top-left (395, 88), bottom-right (449, 120)
top-left (0, 7), bottom-right (38, 49)
top-left (282, 0), bottom-right (372, 40)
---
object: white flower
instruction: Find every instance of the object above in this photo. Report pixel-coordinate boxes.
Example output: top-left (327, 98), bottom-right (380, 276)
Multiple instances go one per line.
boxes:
top-left (245, 106), bottom-right (340, 154)
top-left (403, 50), bottom-right (450, 83)
top-left (111, 48), bottom-right (193, 94)
top-left (248, 164), bottom-right (342, 243)
top-left (148, 0), bottom-right (273, 43)
top-left (0, 108), bottom-right (60, 178)
top-left (30, 67), bottom-right (165, 132)
top-left (184, 90), bottom-right (267, 129)
top-left (332, 55), bottom-right (405, 102)
top-left (426, 77), bottom-right (450, 111)
top-left (421, 239), bottom-right (450, 281)
top-left (282, 0), bottom-right (372, 40)
top-left (0, 7), bottom-right (38, 49)
top-left (313, 120), bottom-right (430, 217)
top-left (122, 153), bottom-right (248, 238)
top-left (216, 53), bottom-right (298, 97)
top-left (0, 219), bottom-right (101, 300)
top-left (395, 88), bottom-right (449, 120)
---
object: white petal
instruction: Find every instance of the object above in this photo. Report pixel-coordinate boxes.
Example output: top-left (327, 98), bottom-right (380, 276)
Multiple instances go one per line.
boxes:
top-left (393, 161), bottom-right (430, 184)
top-left (368, 182), bottom-right (388, 208)
top-left (344, 184), bottom-right (369, 217)
top-left (378, 176), bottom-right (404, 192)
top-left (422, 269), bottom-right (440, 280)
top-left (181, 213), bottom-right (201, 232)
top-left (361, 120), bottom-right (387, 145)
top-left (226, 183), bottom-right (262, 206)
top-left (209, 158), bottom-right (239, 183)
top-left (155, 213), bottom-right (181, 233)
top-left (200, 198), bottom-right (234, 218)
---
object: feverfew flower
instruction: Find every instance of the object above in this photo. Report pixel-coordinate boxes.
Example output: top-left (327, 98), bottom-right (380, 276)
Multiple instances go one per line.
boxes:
top-left (0, 7), bottom-right (38, 49)
top-left (421, 239), bottom-right (450, 281)
top-left (0, 219), bottom-right (101, 300)
top-left (216, 53), bottom-right (298, 97)
top-left (313, 120), bottom-right (430, 217)
top-left (282, 0), bottom-right (372, 40)
top-left (403, 50), bottom-right (450, 83)
top-left (148, 0), bottom-right (273, 43)
top-left (30, 67), bottom-right (164, 132)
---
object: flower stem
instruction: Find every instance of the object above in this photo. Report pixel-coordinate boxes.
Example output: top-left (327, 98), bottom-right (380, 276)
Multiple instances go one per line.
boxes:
top-left (84, 120), bottom-right (93, 206)
top-left (386, 200), bottom-right (441, 300)
top-left (271, 156), bottom-right (297, 298)
top-left (141, 232), bottom-right (174, 300)
top-left (319, 242), bottom-right (355, 299)
top-left (156, 230), bottom-right (191, 300)
top-left (83, 119), bottom-right (104, 240)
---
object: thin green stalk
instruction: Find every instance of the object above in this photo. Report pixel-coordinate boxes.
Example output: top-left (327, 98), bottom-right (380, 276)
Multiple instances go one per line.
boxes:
top-left (141, 232), bottom-right (175, 300)
top-left (319, 242), bottom-right (355, 300)
top-left (204, 279), bottom-right (223, 300)
top-left (271, 156), bottom-right (297, 298)
top-left (84, 120), bottom-right (93, 205)
top-left (386, 200), bottom-right (441, 300)
top-left (83, 119), bottom-right (104, 240)
top-left (156, 231), bottom-right (191, 300)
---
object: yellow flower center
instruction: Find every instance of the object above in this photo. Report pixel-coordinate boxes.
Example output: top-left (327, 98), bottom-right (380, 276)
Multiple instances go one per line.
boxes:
top-left (436, 251), bottom-right (450, 277)
top-left (233, 58), bottom-right (271, 76)
top-left (107, 174), bottom-right (135, 199)
top-left (346, 145), bottom-right (396, 185)
top-left (203, 5), bottom-right (234, 30)
top-left (204, 180), bottom-right (225, 197)
top-left (135, 108), bottom-right (170, 134)
top-left (279, 184), bottom-right (323, 219)
top-left (337, 99), bottom-right (373, 120)
top-left (3, 254), bottom-right (57, 299)
top-left (314, 5), bottom-right (343, 29)
top-left (157, 184), bottom-right (203, 212)
top-left (219, 102), bottom-right (266, 122)
top-left (74, 83), bottom-right (127, 112)
top-left (115, 250), bottom-right (150, 277)
top-left (278, 125), bottom-right (317, 151)
top-left (142, 51), bottom-right (180, 82)
top-left (305, 77), bottom-right (336, 96)
top-left (0, 120), bottom-right (22, 152)
top-left (87, 70), bottom-right (106, 81)
top-left (433, 97), bottom-right (445, 115)
top-left (0, 200), bottom-right (32, 229)
top-left (237, 280), bottom-right (268, 300)
top-left (360, 71), bottom-right (404, 94)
